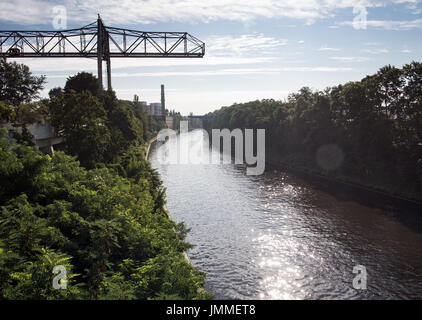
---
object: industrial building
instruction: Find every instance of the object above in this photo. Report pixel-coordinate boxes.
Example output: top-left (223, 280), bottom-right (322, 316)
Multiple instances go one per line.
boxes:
top-left (137, 84), bottom-right (167, 118)
top-left (134, 84), bottom-right (173, 128)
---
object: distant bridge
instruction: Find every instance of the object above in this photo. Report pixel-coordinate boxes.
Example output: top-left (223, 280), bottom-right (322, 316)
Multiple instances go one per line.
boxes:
top-left (187, 115), bottom-right (213, 120)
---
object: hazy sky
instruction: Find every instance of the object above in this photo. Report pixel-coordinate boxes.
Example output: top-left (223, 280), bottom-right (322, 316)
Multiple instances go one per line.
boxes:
top-left (1, 0), bottom-right (422, 115)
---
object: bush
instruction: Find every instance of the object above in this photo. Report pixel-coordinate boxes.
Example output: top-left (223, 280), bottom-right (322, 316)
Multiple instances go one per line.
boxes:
top-left (0, 131), bottom-right (210, 299)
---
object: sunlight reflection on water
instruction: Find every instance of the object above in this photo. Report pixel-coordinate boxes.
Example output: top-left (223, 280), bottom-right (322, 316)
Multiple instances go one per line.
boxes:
top-left (149, 130), bottom-right (422, 299)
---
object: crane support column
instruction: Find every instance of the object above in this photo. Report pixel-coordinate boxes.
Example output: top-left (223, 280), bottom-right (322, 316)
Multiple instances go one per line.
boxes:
top-left (106, 57), bottom-right (111, 91)
top-left (97, 16), bottom-right (103, 93)
top-left (105, 33), bottom-right (112, 91)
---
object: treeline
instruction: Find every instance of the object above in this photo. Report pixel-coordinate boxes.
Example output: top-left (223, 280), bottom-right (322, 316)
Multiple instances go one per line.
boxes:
top-left (168, 110), bottom-right (185, 131)
top-left (48, 72), bottom-right (165, 167)
top-left (0, 59), bottom-right (211, 299)
top-left (208, 62), bottom-right (422, 201)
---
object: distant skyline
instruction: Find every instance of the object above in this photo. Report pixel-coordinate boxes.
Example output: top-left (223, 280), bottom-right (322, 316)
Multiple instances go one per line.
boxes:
top-left (1, 0), bottom-right (422, 115)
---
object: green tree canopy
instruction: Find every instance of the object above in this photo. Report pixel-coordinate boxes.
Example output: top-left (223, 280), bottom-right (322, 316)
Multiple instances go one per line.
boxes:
top-left (64, 72), bottom-right (100, 97)
top-left (49, 91), bottom-right (110, 167)
top-left (0, 101), bottom-right (15, 123)
top-left (208, 61), bottom-right (422, 201)
top-left (0, 59), bottom-right (45, 107)
top-left (0, 130), bottom-right (211, 299)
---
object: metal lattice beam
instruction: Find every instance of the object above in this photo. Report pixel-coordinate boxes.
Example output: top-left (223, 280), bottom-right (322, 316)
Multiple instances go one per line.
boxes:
top-left (0, 16), bottom-right (205, 91)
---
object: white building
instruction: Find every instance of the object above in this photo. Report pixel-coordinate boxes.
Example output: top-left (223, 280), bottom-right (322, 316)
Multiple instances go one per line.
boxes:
top-left (1, 120), bottom-right (63, 154)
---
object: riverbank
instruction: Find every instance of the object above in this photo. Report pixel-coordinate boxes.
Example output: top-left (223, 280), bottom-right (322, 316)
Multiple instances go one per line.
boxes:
top-left (206, 62), bottom-right (422, 210)
top-left (204, 128), bottom-right (422, 208)
top-left (266, 151), bottom-right (422, 210)
top-left (145, 136), bottom-right (194, 267)
top-left (145, 135), bottom-right (157, 159)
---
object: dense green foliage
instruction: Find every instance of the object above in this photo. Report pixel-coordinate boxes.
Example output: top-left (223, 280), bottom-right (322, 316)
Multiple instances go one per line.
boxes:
top-left (64, 72), bottom-right (100, 98)
top-left (49, 90), bottom-right (111, 166)
top-left (208, 62), bottom-right (422, 201)
top-left (0, 101), bottom-right (14, 123)
top-left (0, 59), bottom-right (45, 107)
top-left (0, 62), bottom-right (211, 299)
top-left (49, 86), bottom-right (165, 167)
top-left (0, 133), bottom-right (210, 299)
top-left (0, 59), bottom-right (47, 145)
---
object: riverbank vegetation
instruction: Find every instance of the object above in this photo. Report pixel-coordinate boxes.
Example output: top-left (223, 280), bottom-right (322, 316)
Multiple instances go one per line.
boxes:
top-left (0, 59), bottom-right (211, 299)
top-left (207, 62), bottom-right (422, 202)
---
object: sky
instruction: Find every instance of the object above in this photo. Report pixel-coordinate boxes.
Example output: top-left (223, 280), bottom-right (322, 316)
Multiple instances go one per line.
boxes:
top-left (1, 0), bottom-right (422, 115)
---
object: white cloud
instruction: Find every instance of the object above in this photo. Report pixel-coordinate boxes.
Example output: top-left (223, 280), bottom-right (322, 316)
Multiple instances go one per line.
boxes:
top-left (401, 0), bottom-right (422, 13)
top-left (44, 66), bottom-right (354, 79)
top-left (0, 0), bottom-right (48, 25)
top-left (0, 0), bottom-right (404, 26)
top-left (401, 49), bottom-right (412, 53)
top-left (9, 55), bottom-right (275, 73)
top-left (330, 56), bottom-right (371, 62)
top-left (278, 66), bottom-right (354, 72)
top-left (364, 42), bottom-right (381, 46)
top-left (207, 34), bottom-right (288, 57)
top-left (339, 18), bottom-right (422, 30)
top-left (361, 48), bottom-right (389, 54)
top-left (318, 46), bottom-right (340, 51)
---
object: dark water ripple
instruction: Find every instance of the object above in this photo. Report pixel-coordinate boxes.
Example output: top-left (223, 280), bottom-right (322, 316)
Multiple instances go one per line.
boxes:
top-left (149, 131), bottom-right (422, 300)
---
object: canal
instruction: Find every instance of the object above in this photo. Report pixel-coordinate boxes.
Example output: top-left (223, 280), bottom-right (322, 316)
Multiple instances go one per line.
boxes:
top-left (148, 129), bottom-right (422, 299)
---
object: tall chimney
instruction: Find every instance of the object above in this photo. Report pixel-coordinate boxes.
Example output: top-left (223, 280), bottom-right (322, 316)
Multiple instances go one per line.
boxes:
top-left (161, 84), bottom-right (165, 117)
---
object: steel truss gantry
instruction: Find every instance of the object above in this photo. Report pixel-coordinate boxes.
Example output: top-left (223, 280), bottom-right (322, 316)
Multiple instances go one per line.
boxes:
top-left (0, 15), bottom-right (205, 92)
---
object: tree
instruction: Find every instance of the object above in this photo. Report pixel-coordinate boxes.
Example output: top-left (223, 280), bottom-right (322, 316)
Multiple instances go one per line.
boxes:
top-left (0, 101), bottom-right (15, 123)
top-left (1, 61), bottom-right (209, 300)
top-left (48, 87), bottom-right (64, 100)
top-left (13, 102), bottom-right (48, 127)
top-left (49, 91), bottom-right (110, 166)
top-left (64, 72), bottom-right (100, 97)
top-left (208, 62), bottom-right (422, 201)
top-left (0, 131), bottom-right (212, 300)
top-left (0, 59), bottom-right (45, 107)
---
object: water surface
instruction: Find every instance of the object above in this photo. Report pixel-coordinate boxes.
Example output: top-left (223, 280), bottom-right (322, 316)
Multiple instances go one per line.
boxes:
top-left (149, 130), bottom-right (422, 299)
